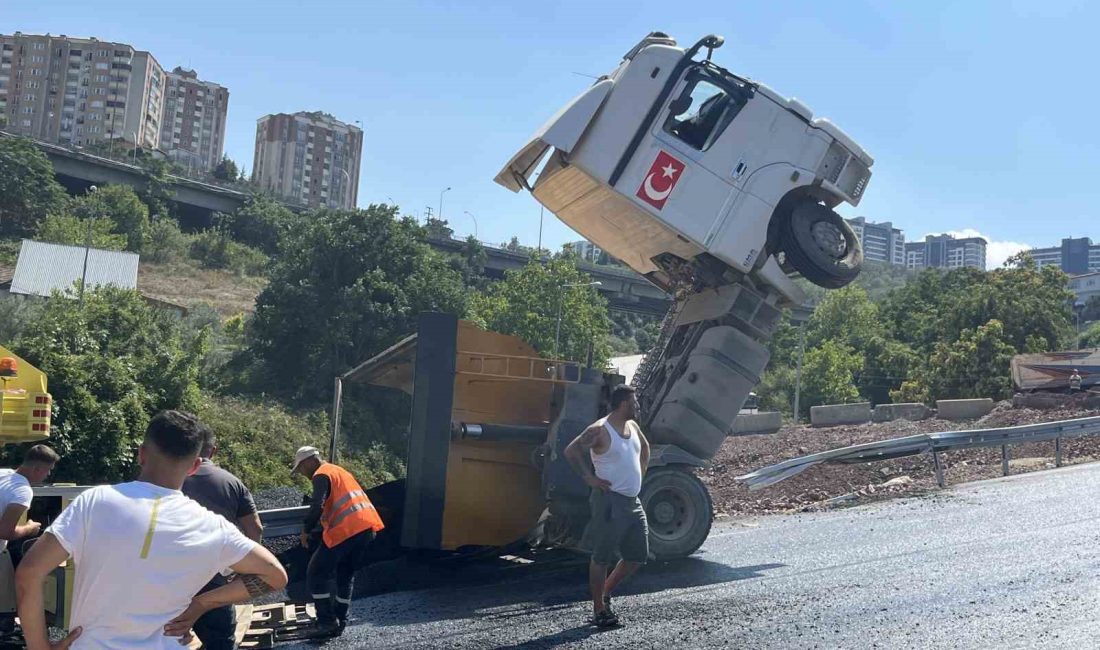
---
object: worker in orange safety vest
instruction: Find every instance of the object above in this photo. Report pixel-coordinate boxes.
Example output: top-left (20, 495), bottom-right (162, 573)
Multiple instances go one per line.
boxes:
top-left (292, 446), bottom-right (384, 639)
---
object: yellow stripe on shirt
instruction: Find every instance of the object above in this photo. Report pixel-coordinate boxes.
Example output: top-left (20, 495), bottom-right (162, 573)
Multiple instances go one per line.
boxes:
top-left (140, 496), bottom-right (162, 559)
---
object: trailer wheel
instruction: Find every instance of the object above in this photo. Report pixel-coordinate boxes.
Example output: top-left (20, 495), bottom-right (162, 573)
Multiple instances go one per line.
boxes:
top-left (777, 201), bottom-right (862, 289)
top-left (640, 467), bottom-right (713, 559)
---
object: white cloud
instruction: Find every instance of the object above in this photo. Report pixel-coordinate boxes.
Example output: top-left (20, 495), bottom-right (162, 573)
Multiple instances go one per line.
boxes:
top-left (921, 228), bottom-right (1032, 270)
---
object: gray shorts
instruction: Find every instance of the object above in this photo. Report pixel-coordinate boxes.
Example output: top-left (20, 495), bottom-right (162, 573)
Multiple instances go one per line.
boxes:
top-left (589, 489), bottom-right (649, 565)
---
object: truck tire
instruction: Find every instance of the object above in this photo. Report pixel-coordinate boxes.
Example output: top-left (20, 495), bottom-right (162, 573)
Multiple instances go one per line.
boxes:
top-left (777, 201), bottom-right (862, 289)
top-left (639, 467), bottom-right (713, 559)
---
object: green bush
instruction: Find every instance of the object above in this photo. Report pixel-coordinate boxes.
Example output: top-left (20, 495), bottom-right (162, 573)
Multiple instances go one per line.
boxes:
top-left (143, 219), bottom-right (191, 263)
top-left (190, 228), bottom-right (268, 276)
top-left (37, 214), bottom-right (127, 251)
top-left (9, 286), bottom-right (204, 483)
top-left (193, 395), bottom-right (402, 491)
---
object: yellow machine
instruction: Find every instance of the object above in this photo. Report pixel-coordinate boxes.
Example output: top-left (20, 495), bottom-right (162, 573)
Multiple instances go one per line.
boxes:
top-left (0, 346), bottom-right (52, 444)
top-left (337, 313), bottom-right (715, 560)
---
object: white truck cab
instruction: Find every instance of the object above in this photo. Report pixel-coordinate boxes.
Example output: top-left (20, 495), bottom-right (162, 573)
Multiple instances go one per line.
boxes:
top-left (497, 32), bottom-right (872, 292)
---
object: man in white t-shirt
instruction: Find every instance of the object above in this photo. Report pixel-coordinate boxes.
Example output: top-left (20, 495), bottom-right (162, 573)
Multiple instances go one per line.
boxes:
top-left (0, 445), bottom-right (59, 632)
top-left (15, 410), bottom-right (288, 650)
top-left (0, 445), bottom-right (59, 552)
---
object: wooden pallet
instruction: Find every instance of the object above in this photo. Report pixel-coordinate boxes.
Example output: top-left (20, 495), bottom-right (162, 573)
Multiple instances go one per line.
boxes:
top-left (240, 602), bottom-right (317, 648)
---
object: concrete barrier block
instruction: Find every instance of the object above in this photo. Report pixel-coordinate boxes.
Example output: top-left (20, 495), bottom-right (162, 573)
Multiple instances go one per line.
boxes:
top-left (729, 412), bottom-right (783, 436)
top-left (872, 403), bottom-right (931, 423)
top-left (936, 398), bottom-right (995, 420)
top-left (811, 402), bottom-right (872, 427)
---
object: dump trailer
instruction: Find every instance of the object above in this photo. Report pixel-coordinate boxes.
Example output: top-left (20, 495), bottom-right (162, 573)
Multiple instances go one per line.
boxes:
top-left (494, 32), bottom-right (872, 495)
top-left (1012, 349), bottom-right (1100, 392)
top-left (334, 314), bottom-right (717, 559)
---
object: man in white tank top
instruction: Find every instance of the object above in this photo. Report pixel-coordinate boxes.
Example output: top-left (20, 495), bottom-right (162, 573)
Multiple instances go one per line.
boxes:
top-left (565, 384), bottom-right (650, 628)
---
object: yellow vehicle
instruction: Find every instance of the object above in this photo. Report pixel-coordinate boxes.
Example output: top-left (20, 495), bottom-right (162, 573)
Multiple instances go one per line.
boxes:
top-left (0, 346), bottom-right (52, 444)
top-left (334, 313), bottom-right (716, 561)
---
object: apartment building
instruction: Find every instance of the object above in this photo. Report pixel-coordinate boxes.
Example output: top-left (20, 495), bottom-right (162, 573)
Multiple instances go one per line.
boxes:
top-left (847, 217), bottom-right (905, 265)
top-left (159, 67), bottom-right (228, 173)
top-left (252, 111), bottom-right (362, 209)
top-left (1027, 237), bottom-right (1100, 275)
top-left (0, 32), bottom-right (164, 148)
top-left (905, 233), bottom-right (987, 270)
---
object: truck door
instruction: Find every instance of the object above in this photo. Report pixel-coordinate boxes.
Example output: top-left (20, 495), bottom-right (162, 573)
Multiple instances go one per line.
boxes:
top-left (638, 66), bottom-right (754, 246)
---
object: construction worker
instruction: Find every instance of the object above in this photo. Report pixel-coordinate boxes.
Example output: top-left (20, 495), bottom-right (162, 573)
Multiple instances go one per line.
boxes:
top-left (15, 410), bottom-right (287, 650)
top-left (182, 426), bottom-right (264, 650)
top-left (292, 446), bottom-right (384, 639)
top-left (564, 384), bottom-right (650, 628)
top-left (1069, 369), bottom-right (1083, 392)
top-left (0, 445), bottom-right (58, 634)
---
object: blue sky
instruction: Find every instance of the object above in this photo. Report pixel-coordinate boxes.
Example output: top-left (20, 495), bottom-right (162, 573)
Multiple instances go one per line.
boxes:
top-left (9, 1), bottom-right (1097, 267)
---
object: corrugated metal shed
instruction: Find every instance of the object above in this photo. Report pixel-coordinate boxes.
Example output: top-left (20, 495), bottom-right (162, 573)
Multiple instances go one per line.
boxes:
top-left (10, 240), bottom-right (138, 298)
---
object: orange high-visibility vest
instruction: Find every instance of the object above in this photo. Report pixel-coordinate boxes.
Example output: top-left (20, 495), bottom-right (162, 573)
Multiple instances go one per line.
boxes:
top-left (315, 463), bottom-right (384, 548)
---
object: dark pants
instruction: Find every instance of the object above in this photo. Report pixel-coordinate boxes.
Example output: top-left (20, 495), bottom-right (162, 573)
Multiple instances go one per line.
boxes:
top-left (306, 529), bottom-right (375, 622)
top-left (192, 574), bottom-right (234, 650)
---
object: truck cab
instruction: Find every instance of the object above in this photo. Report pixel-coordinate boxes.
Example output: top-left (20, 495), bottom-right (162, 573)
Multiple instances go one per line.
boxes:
top-left (497, 32), bottom-right (872, 292)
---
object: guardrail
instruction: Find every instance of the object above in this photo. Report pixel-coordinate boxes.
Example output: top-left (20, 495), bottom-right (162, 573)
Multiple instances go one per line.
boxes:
top-left (258, 506), bottom-right (308, 539)
top-left (737, 416), bottom-right (1100, 490)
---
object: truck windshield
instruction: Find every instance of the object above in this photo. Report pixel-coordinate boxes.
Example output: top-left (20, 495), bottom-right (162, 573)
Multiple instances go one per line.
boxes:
top-left (664, 67), bottom-right (750, 151)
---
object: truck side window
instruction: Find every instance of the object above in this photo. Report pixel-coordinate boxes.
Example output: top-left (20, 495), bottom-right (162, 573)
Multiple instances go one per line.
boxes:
top-left (664, 73), bottom-right (747, 151)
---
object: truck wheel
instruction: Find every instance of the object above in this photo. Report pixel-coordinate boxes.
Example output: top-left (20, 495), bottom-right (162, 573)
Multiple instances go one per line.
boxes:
top-left (777, 201), bottom-right (862, 289)
top-left (639, 467), bottom-right (713, 559)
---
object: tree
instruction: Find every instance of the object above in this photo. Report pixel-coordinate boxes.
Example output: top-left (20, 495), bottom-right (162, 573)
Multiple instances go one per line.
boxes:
top-left (68, 184), bottom-right (150, 252)
top-left (502, 236), bottom-right (532, 255)
top-left (0, 136), bottom-right (68, 237)
top-left (212, 156), bottom-right (241, 182)
top-left (468, 257), bottom-right (612, 365)
top-left (248, 205), bottom-right (467, 402)
top-left (138, 158), bottom-right (175, 217)
top-left (1081, 322), bottom-right (1100, 349)
top-left (424, 218), bottom-right (454, 240)
top-left (923, 319), bottom-right (1017, 401)
top-left (800, 340), bottom-right (862, 412)
top-left (37, 214), bottom-right (127, 251)
top-left (9, 286), bottom-right (205, 483)
top-left (217, 195), bottom-right (300, 256)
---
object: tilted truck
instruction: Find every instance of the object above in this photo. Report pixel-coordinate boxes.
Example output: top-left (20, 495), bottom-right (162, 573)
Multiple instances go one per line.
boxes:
top-left (492, 31), bottom-right (873, 554)
top-left (319, 32), bottom-right (875, 565)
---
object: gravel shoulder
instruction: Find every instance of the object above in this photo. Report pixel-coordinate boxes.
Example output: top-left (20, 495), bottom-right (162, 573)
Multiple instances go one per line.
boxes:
top-left (704, 400), bottom-right (1100, 519)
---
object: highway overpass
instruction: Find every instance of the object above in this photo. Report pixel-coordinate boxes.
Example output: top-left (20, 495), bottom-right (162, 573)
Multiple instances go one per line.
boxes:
top-left (6, 133), bottom-right (251, 225)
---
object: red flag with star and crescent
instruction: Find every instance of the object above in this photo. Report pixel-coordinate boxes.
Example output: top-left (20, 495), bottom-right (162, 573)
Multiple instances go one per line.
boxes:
top-left (635, 150), bottom-right (685, 210)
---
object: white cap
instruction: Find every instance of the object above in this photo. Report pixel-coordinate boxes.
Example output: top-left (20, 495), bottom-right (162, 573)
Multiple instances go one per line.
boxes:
top-left (291, 446), bottom-right (322, 472)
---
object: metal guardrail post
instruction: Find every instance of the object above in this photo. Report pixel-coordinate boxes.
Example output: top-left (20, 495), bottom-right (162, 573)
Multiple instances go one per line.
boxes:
top-left (932, 451), bottom-right (945, 488)
top-left (1055, 437), bottom-right (1063, 467)
top-left (1001, 445), bottom-right (1009, 476)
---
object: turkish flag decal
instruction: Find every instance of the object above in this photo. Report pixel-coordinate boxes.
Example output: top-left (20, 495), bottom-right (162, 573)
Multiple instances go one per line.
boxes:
top-left (635, 150), bottom-right (685, 210)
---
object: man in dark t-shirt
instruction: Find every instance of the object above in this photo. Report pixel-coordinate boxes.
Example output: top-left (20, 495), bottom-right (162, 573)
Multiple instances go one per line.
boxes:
top-left (182, 426), bottom-right (264, 650)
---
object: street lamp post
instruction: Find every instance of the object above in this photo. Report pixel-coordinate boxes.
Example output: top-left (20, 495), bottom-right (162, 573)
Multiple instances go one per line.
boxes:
top-left (79, 185), bottom-right (98, 304)
top-left (463, 211), bottom-right (479, 239)
top-left (555, 281), bottom-right (602, 357)
top-left (438, 187), bottom-right (451, 223)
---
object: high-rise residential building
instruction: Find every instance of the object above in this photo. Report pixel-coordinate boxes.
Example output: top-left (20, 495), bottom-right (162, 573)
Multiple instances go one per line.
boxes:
top-left (0, 32), bottom-right (164, 149)
top-left (1027, 237), bottom-right (1100, 275)
top-left (159, 67), bottom-right (228, 173)
top-left (252, 111), bottom-right (362, 209)
top-left (905, 234), bottom-right (987, 270)
top-left (847, 217), bottom-right (905, 265)
top-left (568, 240), bottom-right (603, 263)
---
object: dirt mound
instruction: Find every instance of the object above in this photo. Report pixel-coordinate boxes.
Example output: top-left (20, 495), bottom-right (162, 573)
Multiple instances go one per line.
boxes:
top-left (703, 402), bottom-right (1100, 518)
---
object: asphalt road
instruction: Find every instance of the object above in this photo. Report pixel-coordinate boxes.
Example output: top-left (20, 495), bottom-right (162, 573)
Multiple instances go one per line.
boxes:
top-left (286, 462), bottom-right (1100, 649)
